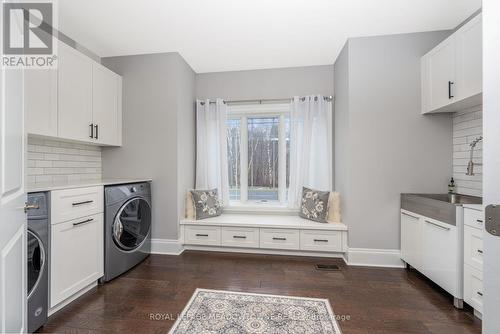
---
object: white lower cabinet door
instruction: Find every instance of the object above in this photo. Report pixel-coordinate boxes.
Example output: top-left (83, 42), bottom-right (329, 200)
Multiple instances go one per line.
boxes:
top-left (50, 213), bottom-right (103, 307)
top-left (400, 210), bottom-right (423, 270)
top-left (422, 218), bottom-right (458, 296)
top-left (221, 227), bottom-right (259, 248)
top-left (260, 229), bottom-right (300, 250)
top-left (184, 226), bottom-right (221, 246)
top-left (300, 230), bottom-right (342, 252)
top-left (464, 225), bottom-right (484, 271)
top-left (464, 264), bottom-right (483, 313)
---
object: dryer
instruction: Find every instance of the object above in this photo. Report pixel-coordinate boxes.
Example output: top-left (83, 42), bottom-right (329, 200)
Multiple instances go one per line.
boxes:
top-left (103, 182), bottom-right (152, 282)
top-left (27, 192), bottom-right (49, 333)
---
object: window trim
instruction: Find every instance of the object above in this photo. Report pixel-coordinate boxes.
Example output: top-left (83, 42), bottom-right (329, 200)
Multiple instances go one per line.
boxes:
top-left (227, 103), bottom-right (290, 208)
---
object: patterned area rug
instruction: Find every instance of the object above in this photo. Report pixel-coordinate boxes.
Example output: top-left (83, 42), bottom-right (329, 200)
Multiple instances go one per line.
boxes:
top-left (169, 289), bottom-right (342, 334)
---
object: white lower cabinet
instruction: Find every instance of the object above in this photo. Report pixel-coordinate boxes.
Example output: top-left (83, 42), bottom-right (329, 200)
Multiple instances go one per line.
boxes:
top-left (401, 210), bottom-right (423, 270)
top-left (50, 213), bottom-right (103, 308)
top-left (422, 217), bottom-right (458, 296)
top-left (463, 207), bottom-right (484, 317)
top-left (400, 209), bottom-right (461, 300)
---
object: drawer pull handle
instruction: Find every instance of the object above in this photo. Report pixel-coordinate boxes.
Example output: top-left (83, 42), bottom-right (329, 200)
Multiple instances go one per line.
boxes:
top-left (314, 239), bottom-right (329, 243)
top-left (402, 212), bottom-right (419, 220)
top-left (477, 249), bottom-right (483, 254)
top-left (273, 237), bottom-right (286, 241)
top-left (233, 235), bottom-right (247, 239)
top-left (477, 219), bottom-right (483, 223)
top-left (477, 291), bottom-right (483, 297)
top-left (195, 234), bottom-right (209, 237)
top-left (73, 218), bottom-right (93, 227)
top-left (72, 200), bottom-right (94, 206)
top-left (425, 220), bottom-right (451, 231)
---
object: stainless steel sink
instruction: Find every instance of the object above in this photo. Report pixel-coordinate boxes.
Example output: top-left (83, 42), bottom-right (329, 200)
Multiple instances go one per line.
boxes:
top-left (401, 193), bottom-right (482, 226)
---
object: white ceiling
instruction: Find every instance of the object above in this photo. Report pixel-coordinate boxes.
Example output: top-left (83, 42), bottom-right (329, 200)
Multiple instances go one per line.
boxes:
top-left (58, 0), bottom-right (481, 73)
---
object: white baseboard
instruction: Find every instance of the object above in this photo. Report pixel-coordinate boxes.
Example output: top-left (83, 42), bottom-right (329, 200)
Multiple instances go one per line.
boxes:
top-left (150, 238), bottom-right (184, 255)
top-left (346, 248), bottom-right (404, 268)
top-left (184, 245), bottom-right (346, 259)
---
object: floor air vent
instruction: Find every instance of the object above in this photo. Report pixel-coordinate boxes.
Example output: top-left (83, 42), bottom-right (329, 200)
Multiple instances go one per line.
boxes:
top-left (315, 264), bottom-right (341, 271)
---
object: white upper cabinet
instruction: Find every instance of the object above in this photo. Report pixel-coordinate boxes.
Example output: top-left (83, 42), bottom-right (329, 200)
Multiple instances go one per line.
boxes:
top-left (92, 64), bottom-right (121, 146)
top-left (455, 14), bottom-right (482, 99)
top-left (25, 69), bottom-right (58, 137)
top-left (25, 41), bottom-right (122, 146)
top-left (421, 14), bottom-right (482, 114)
top-left (57, 42), bottom-right (93, 142)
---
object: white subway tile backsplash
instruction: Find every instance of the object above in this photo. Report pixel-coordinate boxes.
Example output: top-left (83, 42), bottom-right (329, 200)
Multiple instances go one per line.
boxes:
top-left (27, 136), bottom-right (102, 184)
top-left (452, 105), bottom-right (482, 197)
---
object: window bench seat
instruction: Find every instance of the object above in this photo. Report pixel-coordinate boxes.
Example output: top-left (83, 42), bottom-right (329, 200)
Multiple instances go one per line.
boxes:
top-left (180, 214), bottom-right (348, 258)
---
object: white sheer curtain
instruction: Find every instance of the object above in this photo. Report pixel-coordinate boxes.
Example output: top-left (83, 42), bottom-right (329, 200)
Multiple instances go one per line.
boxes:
top-left (288, 95), bottom-right (333, 209)
top-left (195, 98), bottom-right (230, 206)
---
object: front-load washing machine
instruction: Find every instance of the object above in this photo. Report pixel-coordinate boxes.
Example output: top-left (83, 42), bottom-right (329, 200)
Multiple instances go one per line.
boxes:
top-left (27, 192), bottom-right (49, 333)
top-left (103, 182), bottom-right (152, 282)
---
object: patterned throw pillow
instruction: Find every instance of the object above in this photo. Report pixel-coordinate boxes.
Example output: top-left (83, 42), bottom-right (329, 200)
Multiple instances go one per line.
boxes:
top-left (190, 189), bottom-right (223, 220)
top-left (299, 187), bottom-right (330, 223)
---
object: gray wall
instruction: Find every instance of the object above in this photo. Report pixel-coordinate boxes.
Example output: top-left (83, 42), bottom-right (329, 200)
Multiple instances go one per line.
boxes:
top-left (334, 31), bottom-right (454, 250)
top-left (101, 53), bottom-right (195, 240)
top-left (196, 65), bottom-right (334, 100)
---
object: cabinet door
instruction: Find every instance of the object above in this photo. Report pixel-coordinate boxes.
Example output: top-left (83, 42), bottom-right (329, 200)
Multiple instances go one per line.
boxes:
top-left (25, 69), bottom-right (57, 137)
top-left (422, 218), bottom-right (458, 296)
top-left (456, 14), bottom-right (482, 100)
top-left (425, 37), bottom-right (456, 112)
top-left (464, 225), bottom-right (484, 271)
top-left (57, 42), bottom-right (93, 142)
top-left (92, 63), bottom-right (120, 145)
top-left (50, 213), bottom-right (103, 307)
top-left (400, 211), bottom-right (422, 270)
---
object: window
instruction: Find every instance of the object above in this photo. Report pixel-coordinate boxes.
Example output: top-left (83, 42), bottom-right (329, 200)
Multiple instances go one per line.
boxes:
top-left (226, 103), bottom-right (290, 206)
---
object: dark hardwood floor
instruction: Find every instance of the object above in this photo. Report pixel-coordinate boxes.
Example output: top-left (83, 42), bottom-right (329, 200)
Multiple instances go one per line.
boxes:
top-left (41, 251), bottom-right (482, 334)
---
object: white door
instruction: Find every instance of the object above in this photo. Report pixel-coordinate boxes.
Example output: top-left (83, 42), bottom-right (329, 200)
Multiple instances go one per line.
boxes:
top-left (482, 2), bottom-right (500, 332)
top-left (400, 211), bottom-right (422, 270)
top-left (427, 37), bottom-right (456, 111)
top-left (0, 4), bottom-right (27, 332)
top-left (92, 63), bottom-right (118, 145)
top-left (57, 42), bottom-right (93, 142)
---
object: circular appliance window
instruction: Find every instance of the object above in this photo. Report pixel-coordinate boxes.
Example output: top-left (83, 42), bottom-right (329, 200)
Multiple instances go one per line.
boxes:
top-left (113, 197), bottom-right (151, 251)
top-left (27, 230), bottom-right (45, 298)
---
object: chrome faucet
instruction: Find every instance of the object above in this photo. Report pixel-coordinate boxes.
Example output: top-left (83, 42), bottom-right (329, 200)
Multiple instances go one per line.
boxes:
top-left (466, 136), bottom-right (483, 176)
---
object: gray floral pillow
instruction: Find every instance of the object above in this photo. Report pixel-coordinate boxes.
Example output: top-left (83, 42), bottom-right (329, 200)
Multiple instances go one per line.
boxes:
top-left (299, 187), bottom-right (330, 223)
top-left (190, 189), bottom-right (223, 220)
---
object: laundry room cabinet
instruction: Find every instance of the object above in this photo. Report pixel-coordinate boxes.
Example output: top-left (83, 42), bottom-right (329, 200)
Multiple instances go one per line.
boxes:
top-left (25, 41), bottom-right (122, 146)
top-left (50, 186), bottom-right (104, 309)
top-left (421, 13), bottom-right (482, 114)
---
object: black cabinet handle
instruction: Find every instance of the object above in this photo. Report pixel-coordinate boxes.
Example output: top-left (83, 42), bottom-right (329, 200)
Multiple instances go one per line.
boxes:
top-left (72, 200), bottom-right (93, 206)
top-left (89, 123), bottom-right (94, 138)
top-left (477, 291), bottom-right (483, 297)
top-left (477, 219), bottom-right (483, 223)
top-left (73, 218), bottom-right (93, 227)
top-left (272, 237), bottom-right (286, 241)
top-left (477, 249), bottom-right (483, 254)
top-left (233, 235), bottom-right (247, 239)
top-left (314, 239), bottom-right (329, 243)
top-left (94, 124), bottom-right (99, 139)
top-left (196, 234), bottom-right (209, 237)
top-left (448, 81), bottom-right (454, 99)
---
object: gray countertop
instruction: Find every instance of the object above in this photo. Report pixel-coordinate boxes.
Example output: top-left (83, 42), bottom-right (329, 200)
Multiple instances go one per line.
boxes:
top-left (27, 178), bottom-right (153, 193)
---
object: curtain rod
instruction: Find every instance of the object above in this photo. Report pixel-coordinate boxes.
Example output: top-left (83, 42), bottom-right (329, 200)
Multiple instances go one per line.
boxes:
top-left (199, 96), bottom-right (333, 105)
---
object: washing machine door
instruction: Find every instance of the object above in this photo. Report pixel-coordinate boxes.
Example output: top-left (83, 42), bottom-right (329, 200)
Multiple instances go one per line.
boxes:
top-left (27, 230), bottom-right (45, 299)
top-left (113, 197), bottom-right (151, 251)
